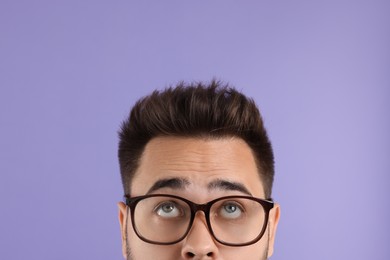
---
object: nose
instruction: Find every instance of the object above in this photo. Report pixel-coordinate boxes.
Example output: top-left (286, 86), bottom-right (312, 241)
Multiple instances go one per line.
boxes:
top-left (181, 212), bottom-right (219, 259)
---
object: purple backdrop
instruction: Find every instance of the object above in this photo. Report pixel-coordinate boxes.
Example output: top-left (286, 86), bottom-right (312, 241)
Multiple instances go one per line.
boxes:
top-left (1, 1), bottom-right (389, 259)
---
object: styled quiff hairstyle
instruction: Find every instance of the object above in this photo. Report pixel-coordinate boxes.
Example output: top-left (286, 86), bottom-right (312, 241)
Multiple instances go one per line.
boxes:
top-left (118, 80), bottom-right (275, 198)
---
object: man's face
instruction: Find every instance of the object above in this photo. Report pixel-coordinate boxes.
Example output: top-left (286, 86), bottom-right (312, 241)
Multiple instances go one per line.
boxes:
top-left (118, 137), bottom-right (280, 260)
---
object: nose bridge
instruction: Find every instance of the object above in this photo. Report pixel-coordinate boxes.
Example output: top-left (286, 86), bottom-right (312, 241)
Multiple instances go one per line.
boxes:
top-left (192, 202), bottom-right (210, 217)
top-left (188, 202), bottom-right (213, 233)
top-left (188, 202), bottom-right (212, 236)
top-left (181, 206), bottom-right (219, 259)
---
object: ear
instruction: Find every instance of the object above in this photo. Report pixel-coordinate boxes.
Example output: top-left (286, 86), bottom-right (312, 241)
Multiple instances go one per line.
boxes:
top-left (118, 202), bottom-right (128, 259)
top-left (267, 203), bottom-right (280, 258)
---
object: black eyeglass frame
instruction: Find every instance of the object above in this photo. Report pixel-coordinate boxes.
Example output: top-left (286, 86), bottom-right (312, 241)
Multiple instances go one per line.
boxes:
top-left (125, 194), bottom-right (274, 247)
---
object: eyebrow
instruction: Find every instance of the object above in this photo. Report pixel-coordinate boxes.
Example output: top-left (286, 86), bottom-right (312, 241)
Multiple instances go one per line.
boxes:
top-left (146, 177), bottom-right (252, 196)
top-left (207, 179), bottom-right (252, 196)
top-left (146, 177), bottom-right (190, 194)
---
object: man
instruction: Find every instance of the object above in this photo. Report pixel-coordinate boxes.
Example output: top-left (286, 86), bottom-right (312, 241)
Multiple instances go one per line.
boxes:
top-left (117, 81), bottom-right (280, 260)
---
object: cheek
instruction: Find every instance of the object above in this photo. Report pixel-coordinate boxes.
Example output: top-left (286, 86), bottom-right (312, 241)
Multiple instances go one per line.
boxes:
top-left (127, 226), bottom-right (182, 259)
top-left (218, 236), bottom-right (269, 260)
top-left (227, 249), bottom-right (262, 260)
top-left (129, 243), bottom-right (182, 259)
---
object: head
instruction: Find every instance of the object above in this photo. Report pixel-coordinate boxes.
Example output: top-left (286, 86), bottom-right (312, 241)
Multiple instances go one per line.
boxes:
top-left (117, 81), bottom-right (280, 259)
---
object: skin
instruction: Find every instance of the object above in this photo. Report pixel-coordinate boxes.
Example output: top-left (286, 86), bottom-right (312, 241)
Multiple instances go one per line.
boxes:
top-left (118, 136), bottom-right (280, 260)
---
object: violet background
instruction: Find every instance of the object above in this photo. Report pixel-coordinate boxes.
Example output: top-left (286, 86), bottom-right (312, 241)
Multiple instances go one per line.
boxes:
top-left (0, 1), bottom-right (389, 259)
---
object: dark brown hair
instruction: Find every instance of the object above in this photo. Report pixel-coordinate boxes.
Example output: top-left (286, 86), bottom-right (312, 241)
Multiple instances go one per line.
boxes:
top-left (118, 80), bottom-right (275, 198)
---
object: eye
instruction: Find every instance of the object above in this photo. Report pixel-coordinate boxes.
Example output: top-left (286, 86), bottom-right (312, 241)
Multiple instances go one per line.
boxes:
top-left (219, 202), bottom-right (243, 219)
top-left (155, 201), bottom-right (183, 218)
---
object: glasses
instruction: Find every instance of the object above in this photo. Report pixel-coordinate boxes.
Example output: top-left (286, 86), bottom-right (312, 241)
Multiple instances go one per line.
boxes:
top-left (125, 194), bottom-right (274, 247)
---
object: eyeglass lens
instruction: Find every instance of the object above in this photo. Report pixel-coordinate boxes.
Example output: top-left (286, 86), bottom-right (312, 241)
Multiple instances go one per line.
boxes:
top-left (132, 195), bottom-right (267, 245)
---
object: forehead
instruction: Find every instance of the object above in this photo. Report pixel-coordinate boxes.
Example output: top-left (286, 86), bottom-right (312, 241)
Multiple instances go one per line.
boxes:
top-left (131, 136), bottom-right (265, 198)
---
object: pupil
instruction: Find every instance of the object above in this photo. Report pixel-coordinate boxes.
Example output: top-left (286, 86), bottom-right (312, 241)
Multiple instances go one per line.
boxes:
top-left (162, 204), bottom-right (174, 212)
top-left (225, 204), bottom-right (236, 213)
